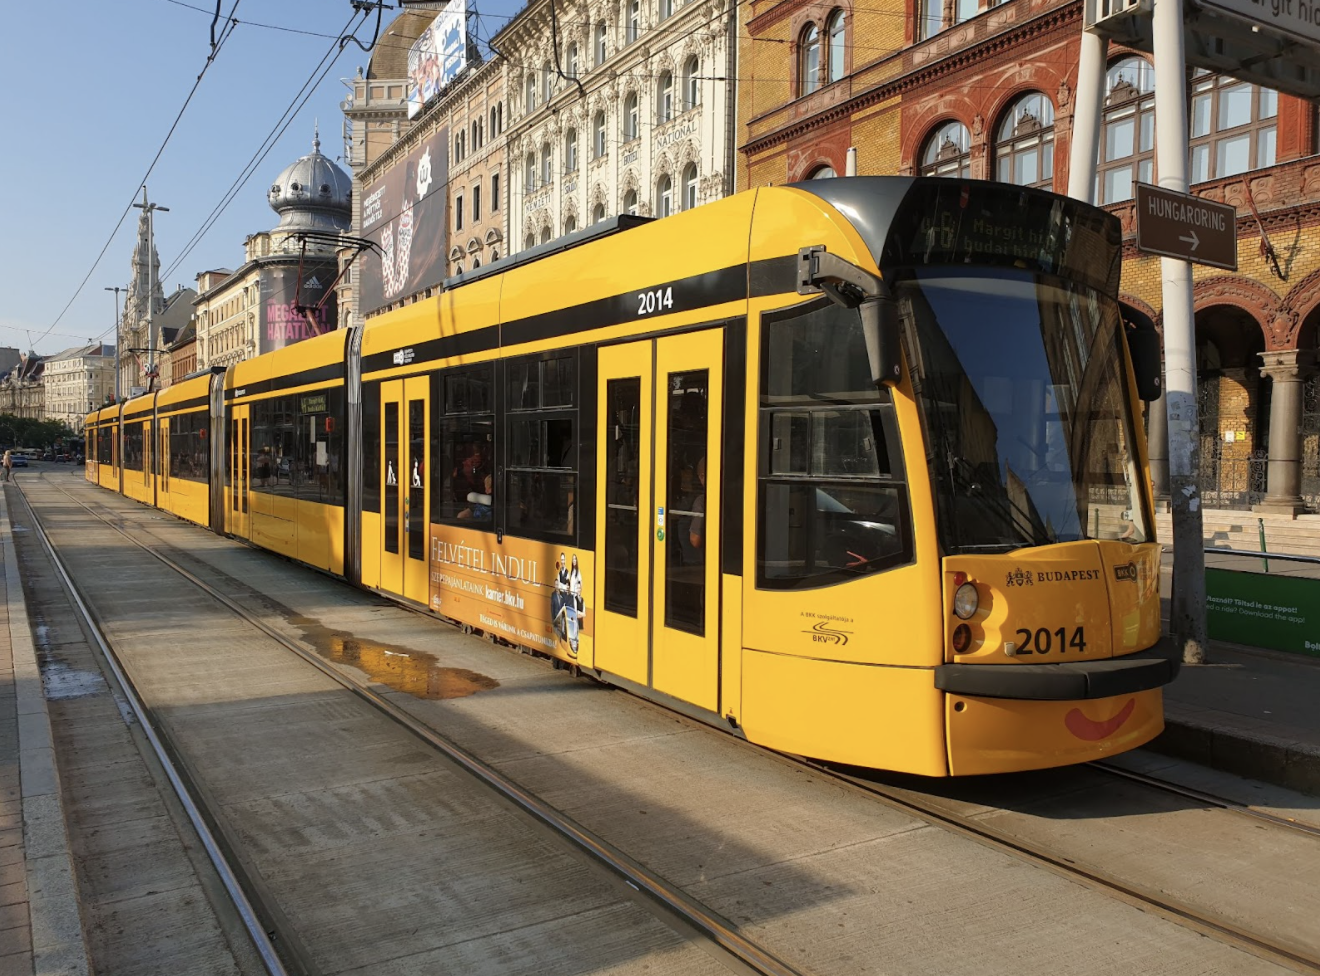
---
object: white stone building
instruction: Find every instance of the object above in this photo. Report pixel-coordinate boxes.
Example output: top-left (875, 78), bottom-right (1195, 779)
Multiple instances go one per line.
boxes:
top-left (496, 0), bottom-right (735, 251)
top-left (42, 344), bottom-right (116, 431)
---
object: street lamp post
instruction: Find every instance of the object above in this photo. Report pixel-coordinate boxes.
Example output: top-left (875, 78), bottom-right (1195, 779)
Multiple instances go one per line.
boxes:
top-left (104, 285), bottom-right (124, 403)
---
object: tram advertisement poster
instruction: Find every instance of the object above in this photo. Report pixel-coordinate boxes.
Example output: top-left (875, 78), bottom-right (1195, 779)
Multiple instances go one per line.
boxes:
top-left (258, 264), bottom-right (338, 353)
top-left (359, 127), bottom-right (450, 316)
top-left (429, 524), bottom-right (594, 662)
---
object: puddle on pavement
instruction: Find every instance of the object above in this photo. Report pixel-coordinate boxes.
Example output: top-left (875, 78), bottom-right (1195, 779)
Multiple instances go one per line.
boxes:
top-left (287, 615), bottom-right (499, 700)
top-left (40, 657), bottom-right (106, 700)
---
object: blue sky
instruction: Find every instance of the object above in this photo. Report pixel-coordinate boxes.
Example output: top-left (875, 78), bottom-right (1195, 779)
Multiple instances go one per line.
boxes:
top-left (0, 0), bottom-right (521, 358)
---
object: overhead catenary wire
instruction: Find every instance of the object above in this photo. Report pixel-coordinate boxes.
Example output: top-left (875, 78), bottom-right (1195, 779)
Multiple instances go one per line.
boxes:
top-left (157, 6), bottom-right (369, 288)
top-left (35, 0), bottom-right (244, 350)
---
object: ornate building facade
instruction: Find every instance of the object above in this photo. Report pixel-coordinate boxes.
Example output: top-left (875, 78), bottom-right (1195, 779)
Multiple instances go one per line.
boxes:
top-left (43, 344), bottom-right (116, 430)
top-left (737, 0), bottom-right (1320, 514)
top-left (499, 0), bottom-right (734, 253)
top-left (195, 131), bottom-right (352, 369)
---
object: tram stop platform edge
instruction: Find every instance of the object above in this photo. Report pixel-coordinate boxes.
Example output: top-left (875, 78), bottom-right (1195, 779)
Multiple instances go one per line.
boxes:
top-left (0, 487), bottom-right (92, 976)
top-left (1153, 640), bottom-right (1320, 796)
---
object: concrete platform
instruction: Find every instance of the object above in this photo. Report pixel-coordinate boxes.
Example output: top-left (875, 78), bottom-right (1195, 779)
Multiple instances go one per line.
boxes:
top-left (0, 488), bottom-right (90, 976)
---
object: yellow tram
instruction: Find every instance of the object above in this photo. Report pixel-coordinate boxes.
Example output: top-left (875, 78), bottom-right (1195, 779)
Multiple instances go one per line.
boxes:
top-left (87, 177), bottom-right (1177, 776)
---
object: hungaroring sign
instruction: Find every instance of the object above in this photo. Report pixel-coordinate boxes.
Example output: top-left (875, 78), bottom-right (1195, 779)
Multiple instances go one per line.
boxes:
top-left (1135, 183), bottom-right (1239, 271)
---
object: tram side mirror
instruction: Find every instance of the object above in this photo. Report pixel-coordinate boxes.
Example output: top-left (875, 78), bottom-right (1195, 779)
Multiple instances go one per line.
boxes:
top-left (1125, 327), bottom-right (1163, 401)
top-left (861, 297), bottom-right (902, 388)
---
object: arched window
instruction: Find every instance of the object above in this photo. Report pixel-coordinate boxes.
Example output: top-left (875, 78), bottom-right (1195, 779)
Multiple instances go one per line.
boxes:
top-left (593, 203), bottom-right (606, 223)
top-left (525, 232), bottom-right (536, 250)
top-left (594, 111), bottom-right (607, 157)
top-left (800, 24), bottom-right (820, 96)
top-left (1098, 57), bottom-right (1156, 204)
top-left (541, 226), bottom-right (553, 244)
top-left (542, 61), bottom-right (554, 103)
top-left (624, 189), bottom-right (638, 214)
top-left (565, 216), bottom-right (577, 234)
top-left (624, 93), bottom-right (639, 140)
top-left (658, 72), bottom-right (674, 123)
top-left (472, 258), bottom-right (481, 269)
top-left (1189, 70), bottom-right (1278, 184)
top-left (626, 0), bottom-right (640, 43)
top-left (808, 165), bottom-right (836, 179)
top-left (595, 22), bottom-right (608, 64)
top-left (921, 0), bottom-right (977, 39)
top-left (525, 72), bottom-right (536, 112)
top-left (827, 10), bottom-right (846, 84)
top-left (683, 57), bottom-right (700, 111)
top-left (658, 175), bottom-right (673, 217)
top-left (541, 142), bottom-right (552, 184)
top-left (565, 128), bottom-right (579, 171)
top-left (491, 249), bottom-right (499, 261)
top-left (919, 120), bottom-right (971, 177)
top-left (525, 152), bottom-right (536, 189)
top-left (660, 0), bottom-right (673, 19)
top-left (683, 163), bottom-right (698, 210)
top-left (567, 42), bottom-right (579, 78)
top-left (995, 92), bottom-right (1055, 189)
top-left (455, 262), bottom-right (463, 275)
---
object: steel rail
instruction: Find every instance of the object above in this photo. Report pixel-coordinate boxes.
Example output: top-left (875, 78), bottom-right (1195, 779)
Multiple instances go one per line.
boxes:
top-left (13, 482), bottom-right (292, 976)
top-left (792, 757), bottom-right (1320, 975)
top-left (1088, 761), bottom-right (1320, 838)
top-left (33, 473), bottom-right (806, 976)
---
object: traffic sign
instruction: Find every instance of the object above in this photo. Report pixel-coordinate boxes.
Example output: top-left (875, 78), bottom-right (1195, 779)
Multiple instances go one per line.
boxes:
top-left (1135, 183), bottom-right (1238, 271)
top-left (1196, 0), bottom-right (1320, 50)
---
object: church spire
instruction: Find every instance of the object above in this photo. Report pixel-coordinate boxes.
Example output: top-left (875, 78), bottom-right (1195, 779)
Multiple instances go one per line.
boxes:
top-left (313, 119), bottom-right (320, 154)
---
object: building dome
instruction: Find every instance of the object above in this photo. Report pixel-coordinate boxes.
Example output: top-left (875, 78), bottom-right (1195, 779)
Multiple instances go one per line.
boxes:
top-left (268, 126), bottom-right (352, 238)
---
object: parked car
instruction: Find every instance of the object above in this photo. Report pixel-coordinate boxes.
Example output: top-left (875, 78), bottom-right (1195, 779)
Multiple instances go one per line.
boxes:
top-left (9, 455), bottom-right (28, 468)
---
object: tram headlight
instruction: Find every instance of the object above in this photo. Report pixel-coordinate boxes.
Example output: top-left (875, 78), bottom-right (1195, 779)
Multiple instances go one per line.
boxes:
top-left (953, 582), bottom-right (979, 620)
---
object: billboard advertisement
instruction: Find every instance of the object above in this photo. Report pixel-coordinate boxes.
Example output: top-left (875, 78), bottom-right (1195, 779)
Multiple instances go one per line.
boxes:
top-left (407, 1), bottom-right (468, 120)
top-left (259, 263), bottom-right (338, 354)
top-left (358, 127), bottom-right (450, 315)
top-left (429, 524), bottom-right (595, 665)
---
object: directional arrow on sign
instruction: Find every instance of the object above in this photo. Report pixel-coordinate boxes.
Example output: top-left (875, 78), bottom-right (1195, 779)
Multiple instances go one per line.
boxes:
top-left (1179, 229), bottom-right (1200, 250)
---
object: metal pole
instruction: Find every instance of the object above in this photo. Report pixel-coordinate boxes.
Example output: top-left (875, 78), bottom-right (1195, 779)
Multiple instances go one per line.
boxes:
top-left (1066, 28), bottom-right (1108, 204)
top-left (845, 147), bottom-right (857, 177)
top-left (1152, 0), bottom-right (1207, 664)
top-left (104, 286), bottom-right (122, 403)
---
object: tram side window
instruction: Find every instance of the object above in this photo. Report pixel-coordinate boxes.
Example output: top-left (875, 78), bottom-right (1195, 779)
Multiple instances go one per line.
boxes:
top-left (436, 365), bottom-right (495, 525)
top-left (363, 381), bottom-right (381, 513)
top-left (505, 353), bottom-right (578, 541)
top-left (169, 411), bottom-right (209, 483)
top-left (122, 421), bottom-right (145, 472)
top-left (756, 300), bottom-right (912, 589)
top-left (251, 397), bottom-right (296, 496)
top-left (297, 389), bottom-right (345, 506)
top-left (98, 426), bottom-right (115, 465)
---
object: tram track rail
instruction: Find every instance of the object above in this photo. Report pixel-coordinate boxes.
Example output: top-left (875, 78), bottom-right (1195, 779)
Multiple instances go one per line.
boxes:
top-left (786, 758), bottom-right (1320, 974)
top-left (19, 471), bottom-right (807, 976)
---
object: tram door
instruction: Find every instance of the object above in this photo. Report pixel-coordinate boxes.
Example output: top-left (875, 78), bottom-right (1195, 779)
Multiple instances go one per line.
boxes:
top-left (143, 420), bottom-right (155, 504)
top-left (380, 377), bottom-right (431, 605)
top-left (596, 330), bottom-right (723, 712)
top-left (159, 418), bottom-right (170, 500)
top-left (230, 404), bottom-right (250, 537)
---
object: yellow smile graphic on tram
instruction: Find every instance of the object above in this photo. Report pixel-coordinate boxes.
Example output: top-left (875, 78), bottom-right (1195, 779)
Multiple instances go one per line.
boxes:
top-left (1064, 698), bottom-right (1137, 741)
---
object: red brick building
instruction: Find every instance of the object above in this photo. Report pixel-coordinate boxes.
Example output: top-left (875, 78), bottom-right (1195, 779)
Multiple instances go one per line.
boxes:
top-left (738, 0), bottom-right (1320, 513)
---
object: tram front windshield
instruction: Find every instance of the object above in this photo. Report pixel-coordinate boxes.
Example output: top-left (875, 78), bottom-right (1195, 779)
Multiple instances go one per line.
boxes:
top-left (900, 266), bottom-right (1149, 554)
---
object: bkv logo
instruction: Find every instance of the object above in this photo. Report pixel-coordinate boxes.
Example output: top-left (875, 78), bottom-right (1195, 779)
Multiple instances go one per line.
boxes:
top-left (1113, 562), bottom-right (1140, 583)
top-left (393, 347), bottom-right (415, 366)
top-left (804, 620), bottom-right (851, 646)
top-left (1005, 567), bottom-right (1034, 588)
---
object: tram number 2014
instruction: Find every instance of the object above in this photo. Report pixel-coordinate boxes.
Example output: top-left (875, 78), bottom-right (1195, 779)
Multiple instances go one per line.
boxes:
top-left (637, 287), bottom-right (675, 316)
top-left (1014, 626), bottom-right (1087, 655)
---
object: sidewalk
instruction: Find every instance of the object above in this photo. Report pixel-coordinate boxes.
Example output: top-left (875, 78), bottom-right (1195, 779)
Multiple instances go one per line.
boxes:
top-left (1155, 641), bottom-right (1320, 794)
top-left (0, 489), bottom-right (90, 976)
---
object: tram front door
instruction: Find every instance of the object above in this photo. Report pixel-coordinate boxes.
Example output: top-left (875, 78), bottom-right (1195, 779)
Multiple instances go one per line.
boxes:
top-left (595, 330), bottom-right (723, 713)
top-left (381, 377), bottom-right (431, 605)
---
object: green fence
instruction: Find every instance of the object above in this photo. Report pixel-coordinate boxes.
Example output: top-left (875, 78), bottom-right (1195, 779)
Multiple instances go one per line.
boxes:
top-left (1206, 568), bottom-right (1320, 657)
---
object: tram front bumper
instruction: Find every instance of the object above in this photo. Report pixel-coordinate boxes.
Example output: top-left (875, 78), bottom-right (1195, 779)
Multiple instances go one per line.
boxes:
top-left (933, 637), bottom-right (1180, 701)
